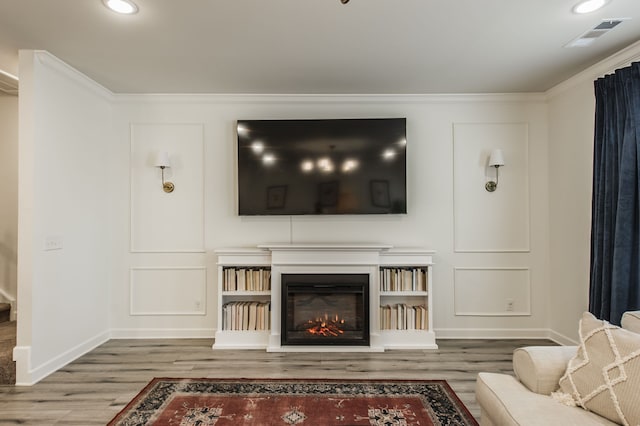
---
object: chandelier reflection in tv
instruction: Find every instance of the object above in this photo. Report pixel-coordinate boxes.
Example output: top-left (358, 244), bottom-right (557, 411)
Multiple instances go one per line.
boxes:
top-left (237, 118), bottom-right (407, 215)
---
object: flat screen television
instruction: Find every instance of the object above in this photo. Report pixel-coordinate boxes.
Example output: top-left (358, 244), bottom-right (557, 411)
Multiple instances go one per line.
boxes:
top-left (237, 118), bottom-right (407, 216)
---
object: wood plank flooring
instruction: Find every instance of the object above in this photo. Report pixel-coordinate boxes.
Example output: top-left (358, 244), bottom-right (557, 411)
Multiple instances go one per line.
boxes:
top-left (0, 338), bottom-right (556, 425)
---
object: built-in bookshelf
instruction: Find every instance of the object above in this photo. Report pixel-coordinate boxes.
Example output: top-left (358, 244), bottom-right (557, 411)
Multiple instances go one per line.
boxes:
top-left (379, 266), bottom-right (429, 332)
top-left (377, 256), bottom-right (435, 349)
top-left (215, 250), bottom-right (272, 349)
top-left (221, 267), bottom-right (271, 336)
top-left (220, 267), bottom-right (271, 332)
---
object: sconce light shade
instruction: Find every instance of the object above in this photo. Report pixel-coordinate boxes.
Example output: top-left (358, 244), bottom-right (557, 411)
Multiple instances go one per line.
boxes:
top-left (488, 149), bottom-right (505, 167)
top-left (154, 151), bottom-right (171, 168)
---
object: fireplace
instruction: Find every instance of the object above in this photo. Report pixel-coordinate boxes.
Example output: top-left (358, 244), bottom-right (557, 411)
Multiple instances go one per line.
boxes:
top-left (281, 274), bottom-right (370, 346)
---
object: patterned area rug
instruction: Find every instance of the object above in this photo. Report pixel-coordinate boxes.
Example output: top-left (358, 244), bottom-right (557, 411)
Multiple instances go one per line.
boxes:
top-left (108, 378), bottom-right (478, 425)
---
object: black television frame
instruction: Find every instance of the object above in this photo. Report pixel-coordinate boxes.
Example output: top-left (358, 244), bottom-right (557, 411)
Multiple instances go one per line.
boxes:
top-left (236, 118), bottom-right (407, 216)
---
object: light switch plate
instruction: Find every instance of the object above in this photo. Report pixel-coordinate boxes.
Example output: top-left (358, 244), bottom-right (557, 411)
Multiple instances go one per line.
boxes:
top-left (44, 235), bottom-right (63, 251)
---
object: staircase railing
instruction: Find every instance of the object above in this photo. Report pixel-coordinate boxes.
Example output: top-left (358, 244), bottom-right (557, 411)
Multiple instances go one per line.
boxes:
top-left (0, 288), bottom-right (16, 321)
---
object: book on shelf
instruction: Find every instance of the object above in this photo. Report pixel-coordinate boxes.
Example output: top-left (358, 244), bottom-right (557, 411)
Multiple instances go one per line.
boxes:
top-left (222, 301), bottom-right (271, 331)
top-left (379, 303), bottom-right (428, 330)
top-left (223, 267), bottom-right (271, 292)
top-left (379, 267), bottom-right (427, 292)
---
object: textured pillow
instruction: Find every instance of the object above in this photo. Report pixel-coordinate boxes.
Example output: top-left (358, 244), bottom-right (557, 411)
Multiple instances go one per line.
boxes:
top-left (555, 312), bottom-right (640, 426)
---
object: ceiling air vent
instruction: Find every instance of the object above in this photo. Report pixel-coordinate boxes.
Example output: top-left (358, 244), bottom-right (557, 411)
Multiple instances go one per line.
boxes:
top-left (565, 18), bottom-right (628, 48)
top-left (0, 70), bottom-right (19, 96)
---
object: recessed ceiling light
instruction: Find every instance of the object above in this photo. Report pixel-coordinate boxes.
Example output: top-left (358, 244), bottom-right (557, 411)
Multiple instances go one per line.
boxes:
top-left (102, 0), bottom-right (138, 15)
top-left (573, 0), bottom-right (610, 14)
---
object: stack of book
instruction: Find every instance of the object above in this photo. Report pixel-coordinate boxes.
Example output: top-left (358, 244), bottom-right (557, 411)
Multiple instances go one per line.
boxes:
top-left (379, 267), bottom-right (427, 292)
top-left (223, 267), bottom-right (271, 292)
top-left (222, 301), bottom-right (271, 331)
top-left (379, 304), bottom-right (428, 330)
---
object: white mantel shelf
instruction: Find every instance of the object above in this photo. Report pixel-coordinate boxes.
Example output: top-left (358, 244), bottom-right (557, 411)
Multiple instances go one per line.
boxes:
top-left (258, 243), bottom-right (394, 251)
top-left (214, 244), bottom-right (437, 352)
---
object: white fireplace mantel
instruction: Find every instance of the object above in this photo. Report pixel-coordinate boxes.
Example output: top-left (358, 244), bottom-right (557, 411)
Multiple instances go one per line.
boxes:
top-left (258, 243), bottom-right (394, 251)
top-left (259, 244), bottom-right (394, 275)
top-left (214, 244), bottom-right (436, 352)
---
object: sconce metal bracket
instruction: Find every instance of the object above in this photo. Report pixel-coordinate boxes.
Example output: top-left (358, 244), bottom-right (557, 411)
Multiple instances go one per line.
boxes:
top-left (163, 182), bottom-right (175, 193)
top-left (485, 163), bottom-right (501, 192)
top-left (159, 165), bottom-right (175, 193)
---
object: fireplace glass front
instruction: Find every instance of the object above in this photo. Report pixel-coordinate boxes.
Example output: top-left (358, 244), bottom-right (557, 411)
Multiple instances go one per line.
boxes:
top-left (281, 274), bottom-right (369, 346)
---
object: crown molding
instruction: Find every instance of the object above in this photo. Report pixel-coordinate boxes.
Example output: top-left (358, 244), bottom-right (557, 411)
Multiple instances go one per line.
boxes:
top-left (33, 50), bottom-right (114, 102)
top-left (546, 40), bottom-right (640, 100)
top-left (112, 92), bottom-right (546, 105)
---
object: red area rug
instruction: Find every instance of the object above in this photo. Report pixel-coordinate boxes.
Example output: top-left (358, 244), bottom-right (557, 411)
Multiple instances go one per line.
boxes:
top-left (109, 378), bottom-right (478, 425)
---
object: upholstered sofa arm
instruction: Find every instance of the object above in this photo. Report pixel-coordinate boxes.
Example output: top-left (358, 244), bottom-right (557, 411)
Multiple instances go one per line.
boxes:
top-left (622, 311), bottom-right (640, 333)
top-left (513, 346), bottom-right (577, 395)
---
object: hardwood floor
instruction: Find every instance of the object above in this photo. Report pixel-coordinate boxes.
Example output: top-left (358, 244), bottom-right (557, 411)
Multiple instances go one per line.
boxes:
top-left (0, 338), bottom-right (556, 425)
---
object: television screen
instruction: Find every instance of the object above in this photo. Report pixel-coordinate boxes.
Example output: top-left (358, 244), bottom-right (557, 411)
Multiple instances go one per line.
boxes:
top-left (237, 118), bottom-right (407, 215)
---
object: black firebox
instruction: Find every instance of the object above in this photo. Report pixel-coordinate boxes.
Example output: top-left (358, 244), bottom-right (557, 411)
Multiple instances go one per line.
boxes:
top-left (281, 273), bottom-right (369, 346)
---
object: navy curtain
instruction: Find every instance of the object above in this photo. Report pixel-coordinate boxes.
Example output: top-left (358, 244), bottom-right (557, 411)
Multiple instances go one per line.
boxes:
top-left (590, 61), bottom-right (640, 325)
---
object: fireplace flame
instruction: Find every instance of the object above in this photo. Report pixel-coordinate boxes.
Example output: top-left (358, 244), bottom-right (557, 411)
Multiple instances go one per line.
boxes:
top-left (306, 314), bottom-right (346, 337)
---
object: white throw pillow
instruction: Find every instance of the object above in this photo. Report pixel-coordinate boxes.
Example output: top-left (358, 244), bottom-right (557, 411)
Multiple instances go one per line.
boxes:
top-left (555, 312), bottom-right (640, 426)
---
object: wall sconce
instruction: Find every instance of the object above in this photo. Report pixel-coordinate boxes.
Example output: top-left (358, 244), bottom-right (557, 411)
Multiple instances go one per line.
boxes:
top-left (154, 151), bottom-right (175, 193)
top-left (485, 149), bottom-right (505, 192)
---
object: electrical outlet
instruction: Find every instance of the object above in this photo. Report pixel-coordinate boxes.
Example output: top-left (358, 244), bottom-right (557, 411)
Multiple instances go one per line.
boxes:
top-left (44, 235), bottom-right (64, 251)
top-left (506, 298), bottom-right (514, 312)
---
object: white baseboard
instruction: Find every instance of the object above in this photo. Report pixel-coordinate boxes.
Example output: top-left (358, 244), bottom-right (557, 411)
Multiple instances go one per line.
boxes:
top-left (547, 329), bottom-right (578, 346)
top-left (13, 330), bottom-right (110, 386)
top-left (435, 327), bottom-right (552, 340)
top-left (435, 327), bottom-right (579, 346)
top-left (12, 346), bottom-right (31, 386)
top-left (110, 328), bottom-right (215, 339)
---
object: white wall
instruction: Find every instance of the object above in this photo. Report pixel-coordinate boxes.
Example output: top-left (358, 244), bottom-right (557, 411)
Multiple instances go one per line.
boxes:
top-left (109, 94), bottom-right (551, 339)
top-left (18, 43), bottom-right (640, 383)
top-left (0, 94), bottom-right (18, 312)
top-left (14, 51), bottom-right (112, 384)
top-left (546, 42), bottom-right (640, 343)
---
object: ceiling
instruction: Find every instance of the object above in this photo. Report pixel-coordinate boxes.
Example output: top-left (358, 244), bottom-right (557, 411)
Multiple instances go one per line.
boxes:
top-left (1, 0), bottom-right (640, 94)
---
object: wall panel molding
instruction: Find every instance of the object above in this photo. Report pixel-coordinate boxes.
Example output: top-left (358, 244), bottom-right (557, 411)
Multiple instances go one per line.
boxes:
top-left (453, 122), bottom-right (530, 253)
top-left (454, 267), bottom-right (531, 316)
top-left (129, 267), bottom-right (207, 316)
top-left (130, 123), bottom-right (205, 252)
